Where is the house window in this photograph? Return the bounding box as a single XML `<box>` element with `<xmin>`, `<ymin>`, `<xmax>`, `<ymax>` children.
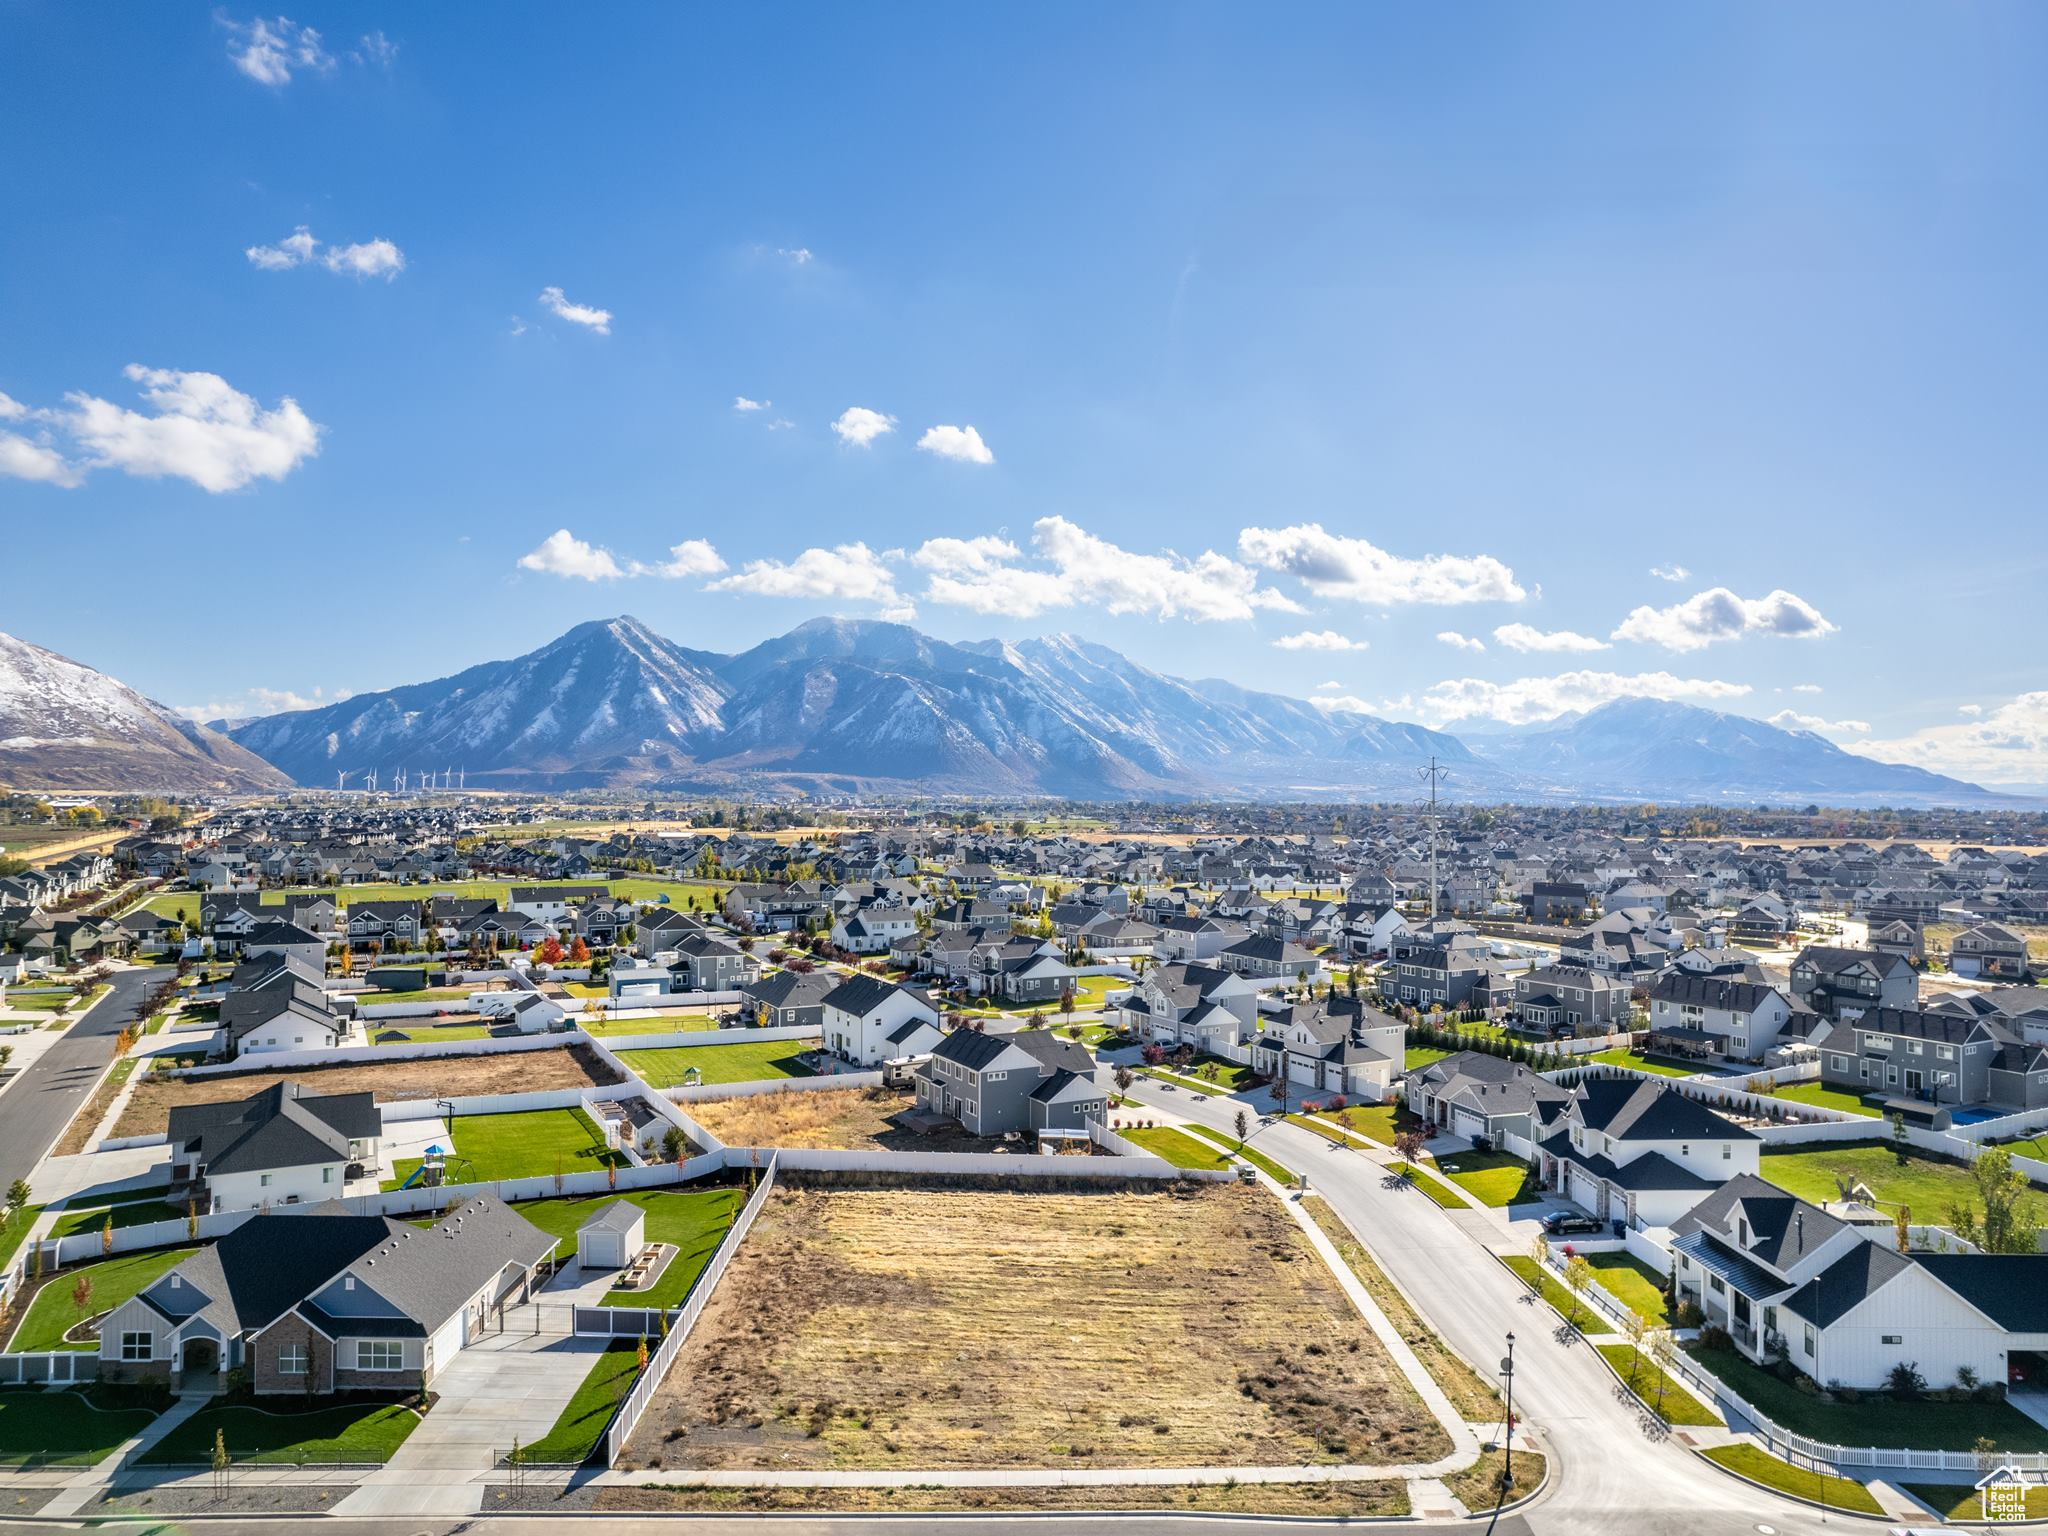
<box><xmin>1708</xmin><ymin>1274</ymin><xmax>1725</xmax><ymax>1294</ymax></box>
<box><xmin>356</xmin><ymin>1340</ymin><xmax>403</xmax><ymax>1371</ymax></box>
<box><xmin>1722</xmin><ymin>1144</ymin><xmax>1731</xmax><ymax>1159</ymax></box>
<box><xmin>1881</xmin><ymin>1334</ymin><xmax>1902</xmax><ymax>1346</ymax></box>
<box><xmin>120</xmin><ymin>1331</ymin><xmax>152</xmax><ymax>1362</ymax></box>
<box><xmin>1804</xmin><ymin>1324</ymin><xmax>1816</xmax><ymax>1355</ymax></box>
<box><xmin>260</xmin><ymin>1174</ymin><xmax>272</xmax><ymax>1187</ymax></box>
<box><xmin>278</xmin><ymin>1344</ymin><xmax>308</xmax><ymax>1375</ymax></box>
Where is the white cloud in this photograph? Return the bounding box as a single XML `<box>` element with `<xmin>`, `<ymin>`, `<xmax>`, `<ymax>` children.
<box><xmin>173</xmin><ymin>684</ymin><xmax>351</xmax><ymax>722</ymax></box>
<box><xmin>1492</xmin><ymin>622</ymin><xmax>1609</xmax><ymax>654</ymax></box>
<box><xmin>1307</xmin><ymin>694</ymin><xmax>1380</xmax><ymax>717</ymax></box>
<box><xmin>1650</xmin><ymin>563</ymin><xmax>1690</xmax><ymax>582</ymax></box>
<box><xmin>59</xmin><ymin>364</ymin><xmax>320</xmax><ymax>492</ymax></box>
<box><xmin>517</xmin><ymin>529</ymin><xmax>624</xmax><ymax>581</ymax></box>
<box><xmin>1845</xmin><ymin>692</ymin><xmax>2048</xmax><ymax>787</ymax></box>
<box><xmin>1959</xmin><ymin>703</ymin><xmax>1984</xmax><ymax>717</ymax></box>
<box><xmin>776</xmin><ymin>247</ymin><xmax>815</xmax><ymax>265</ymax></box>
<box><xmin>1612</xmin><ymin>587</ymin><xmax>1835</xmax><ymax>652</ymax></box>
<box><xmin>709</xmin><ymin>542</ymin><xmax>905</xmax><ymax>607</ymax></box>
<box><xmin>1437</xmin><ymin>631</ymin><xmax>1486</xmax><ymax>653</ymax></box>
<box><xmin>1408</xmin><ymin>670</ymin><xmax>1752</xmax><ymax>726</ymax></box>
<box><xmin>912</xmin><ymin>536</ymin><xmax>1066</xmax><ymax>617</ymax></box>
<box><xmin>0</xmin><ymin>393</ymin><xmax>28</xmax><ymax>422</ymax></box>
<box><xmin>831</xmin><ymin>407</ymin><xmax>896</xmax><ymax>447</ymax></box>
<box><xmin>1313</xmin><ymin>680</ymin><xmax>1344</xmax><ymax>692</ymax></box>
<box><xmin>915</xmin><ymin>424</ymin><xmax>995</xmax><ymax>465</ymax></box>
<box><xmin>1768</xmin><ymin>709</ymin><xmax>1870</xmax><ymax>735</ymax></box>
<box><xmin>351</xmin><ymin>30</ymin><xmax>397</xmax><ymax>68</ymax></box>
<box><xmin>246</xmin><ymin>227</ymin><xmax>404</xmax><ymax>279</ymax></box>
<box><xmin>733</xmin><ymin>397</ymin><xmax>768</xmax><ymax>412</ymax></box>
<box><xmin>1272</xmin><ymin>630</ymin><xmax>1367</xmax><ymax>653</ymax></box>
<box><xmin>641</xmin><ymin>539</ymin><xmax>725</xmax><ymax>579</ymax></box>
<box><xmin>0</xmin><ymin>430</ymin><xmax>80</xmax><ymax>487</ymax></box>
<box><xmin>220</xmin><ymin>14</ymin><xmax>334</xmax><ymax>85</ymax></box>
<box><xmin>1791</xmin><ymin>683</ymin><xmax>1823</xmax><ymax>694</ymax></box>
<box><xmin>766</xmin><ymin>418</ymin><xmax>794</xmax><ymax>431</ymax></box>
<box><xmin>538</xmin><ymin>286</ymin><xmax>612</xmax><ymax>335</ymax></box>
<box><xmin>1238</xmin><ymin>522</ymin><xmax>1525</xmax><ymax>606</ymax></box>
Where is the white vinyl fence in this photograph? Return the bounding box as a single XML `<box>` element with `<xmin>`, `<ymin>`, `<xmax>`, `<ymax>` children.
<box><xmin>601</xmin><ymin>1153</ymin><xmax>779</xmax><ymax>1467</ymax></box>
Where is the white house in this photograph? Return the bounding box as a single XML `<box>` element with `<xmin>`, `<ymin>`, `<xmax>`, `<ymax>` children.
<box><xmin>167</xmin><ymin>1082</ymin><xmax>383</xmax><ymax>1213</ymax></box>
<box><xmin>1538</xmin><ymin>1077</ymin><xmax>1760</xmax><ymax>1228</ymax></box>
<box><xmin>820</xmin><ymin>973</ymin><xmax>941</xmax><ymax>1067</ymax></box>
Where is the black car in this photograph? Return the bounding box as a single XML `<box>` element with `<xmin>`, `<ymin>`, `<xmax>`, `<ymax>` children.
<box><xmin>1542</xmin><ymin>1211</ymin><xmax>1605</xmax><ymax>1237</ymax></box>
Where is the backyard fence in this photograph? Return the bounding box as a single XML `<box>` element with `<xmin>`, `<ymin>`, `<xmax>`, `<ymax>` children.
<box><xmin>601</xmin><ymin>1152</ymin><xmax>780</xmax><ymax>1466</ymax></box>
<box><xmin>0</xmin><ymin>1351</ymin><xmax>97</xmax><ymax>1387</ymax></box>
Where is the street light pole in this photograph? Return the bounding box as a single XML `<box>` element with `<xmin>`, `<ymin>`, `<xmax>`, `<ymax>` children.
<box><xmin>1500</xmin><ymin>1332</ymin><xmax>1517</xmax><ymax>1492</ymax></box>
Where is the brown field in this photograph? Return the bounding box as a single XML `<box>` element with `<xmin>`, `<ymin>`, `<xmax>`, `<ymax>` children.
<box><xmin>683</xmin><ymin>1087</ymin><xmax>1005</xmax><ymax>1152</ymax></box>
<box><xmin>623</xmin><ymin>1183</ymin><xmax>1449</xmax><ymax>1472</ymax></box>
<box><xmin>111</xmin><ymin>1045</ymin><xmax>622</xmax><ymax>1138</ymax></box>
<box><xmin>580</xmin><ymin>1479</ymin><xmax>1411</xmax><ymax>1516</ymax></box>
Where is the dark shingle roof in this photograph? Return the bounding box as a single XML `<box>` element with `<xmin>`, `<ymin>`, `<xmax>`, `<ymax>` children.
<box><xmin>167</xmin><ymin>1081</ymin><xmax>380</xmax><ymax>1175</ymax></box>
<box><xmin>1914</xmin><ymin>1254</ymin><xmax>2048</xmax><ymax>1331</ymax></box>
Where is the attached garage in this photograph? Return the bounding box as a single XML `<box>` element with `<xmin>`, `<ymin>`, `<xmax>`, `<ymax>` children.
<box><xmin>576</xmin><ymin>1201</ymin><xmax>644</xmax><ymax>1271</ymax></box>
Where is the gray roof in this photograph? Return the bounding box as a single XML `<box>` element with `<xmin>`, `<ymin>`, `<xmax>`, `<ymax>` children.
<box><xmin>168</xmin><ymin>1081</ymin><xmax>381</xmax><ymax>1175</ymax></box>
<box><xmin>578</xmin><ymin>1199</ymin><xmax>645</xmax><ymax>1236</ymax></box>
<box><xmin>1913</xmin><ymin>1255</ymin><xmax>2048</xmax><ymax>1332</ymax></box>
<box><xmin>1781</xmin><ymin>1241</ymin><xmax>1915</xmax><ymax>1328</ymax></box>
<box><xmin>1569</xmin><ymin>1077</ymin><xmax>1760</xmax><ymax>1144</ymax></box>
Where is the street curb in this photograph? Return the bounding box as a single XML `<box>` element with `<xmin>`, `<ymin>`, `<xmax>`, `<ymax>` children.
<box><xmin>1683</xmin><ymin>1441</ymin><xmax>1894</xmax><ymax>1523</ymax></box>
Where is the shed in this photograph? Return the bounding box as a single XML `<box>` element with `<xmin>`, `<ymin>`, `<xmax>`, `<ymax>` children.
<box><xmin>576</xmin><ymin>1200</ymin><xmax>645</xmax><ymax>1270</ymax></box>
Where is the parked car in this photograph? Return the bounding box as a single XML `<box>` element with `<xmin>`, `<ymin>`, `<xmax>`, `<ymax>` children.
<box><xmin>1542</xmin><ymin>1211</ymin><xmax>1605</xmax><ymax>1237</ymax></box>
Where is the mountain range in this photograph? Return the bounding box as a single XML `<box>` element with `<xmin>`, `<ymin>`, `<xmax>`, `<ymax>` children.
<box><xmin>0</xmin><ymin>618</ymin><xmax>2004</xmax><ymax>806</ymax></box>
<box><xmin>0</xmin><ymin>631</ymin><xmax>291</xmax><ymax>794</ymax></box>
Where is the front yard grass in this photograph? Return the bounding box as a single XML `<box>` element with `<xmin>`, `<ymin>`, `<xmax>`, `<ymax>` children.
<box><xmin>7</xmin><ymin>1247</ymin><xmax>198</xmax><ymax>1353</ymax></box>
<box><xmin>382</xmin><ymin>1107</ymin><xmax>623</xmax><ymax>1191</ymax></box>
<box><xmin>1759</xmin><ymin>1141</ymin><xmax>2044</xmax><ymax>1225</ymax></box>
<box><xmin>1432</xmin><ymin>1149</ymin><xmax>1540</xmax><ymax>1207</ymax></box>
<box><xmin>1702</xmin><ymin>1444</ymin><xmax>1882</xmax><ymax>1514</ymax></box>
<box><xmin>1304</xmin><ymin>1101</ymin><xmax>1417</xmax><ymax>1146</ymax></box>
<box><xmin>45</xmin><ymin>1197</ymin><xmax>185</xmax><ymax>1241</ymax></box>
<box><xmin>1681</xmin><ymin>1341</ymin><xmax>2048</xmax><ymax>1451</ymax></box>
<box><xmin>1594</xmin><ymin>1344</ymin><xmax>1719</xmax><ymax>1427</ymax></box>
<box><xmin>1178</xmin><ymin>1123</ymin><xmax>1298</xmax><ymax>1185</ymax></box>
<box><xmin>624</xmin><ymin>1184</ymin><xmax>1449</xmax><ymax>1472</ymax></box>
<box><xmin>1498</xmin><ymin>1255</ymin><xmax>1594</xmax><ymax>1329</ymax></box>
<box><xmin>513</xmin><ymin>1341</ymin><xmax>640</xmax><ymax>1464</ymax></box>
<box><xmin>616</xmin><ymin>1040</ymin><xmax>819</xmax><ymax>1088</ymax></box>
<box><xmin>505</xmin><ymin>1186</ymin><xmax>742</xmax><ymax>1308</ymax></box>
<box><xmin>142</xmin><ymin>1396</ymin><xmax>422</xmax><ymax>1465</ymax></box>
<box><xmin>1393</xmin><ymin>1164</ymin><xmax>1469</xmax><ymax>1209</ymax></box>
<box><xmin>1905</xmin><ymin>1480</ymin><xmax>2048</xmax><ymax>1521</ymax></box>
<box><xmin>1120</xmin><ymin>1125</ymin><xmax>1232</xmax><ymax>1172</ymax></box>
<box><xmin>1583</xmin><ymin>1251</ymin><xmax>1673</xmax><ymax>1325</ymax></box>
<box><xmin>0</xmin><ymin>1385</ymin><xmax>160</xmax><ymax>1464</ymax></box>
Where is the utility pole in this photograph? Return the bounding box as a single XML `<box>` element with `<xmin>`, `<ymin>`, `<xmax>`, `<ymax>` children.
<box><xmin>1500</xmin><ymin>1332</ymin><xmax>1517</xmax><ymax>1498</ymax></box>
<box><xmin>1419</xmin><ymin>755</ymin><xmax>1450</xmax><ymax>922</ymax></box>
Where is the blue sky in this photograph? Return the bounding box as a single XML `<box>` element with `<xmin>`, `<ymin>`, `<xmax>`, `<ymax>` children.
<box><xmin>4</xmin><ymin>3</ymin><xmax>2047</xmax><ymax>784</ymax></box>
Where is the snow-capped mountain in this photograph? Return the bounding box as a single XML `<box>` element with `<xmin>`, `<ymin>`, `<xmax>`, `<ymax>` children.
<box><xmin>0</xmin><ymin>630</ymin><xmax>291</xmax><ymax>793</ymax></box>
<box><xmin>1498</xmin><ymin>698</ymin><xmax>1986</xmax><ymax>804</ymax></box>
<box><xmin>228</xmin><ymin>616</ymin><xmax>730</xmax><ymax>790</ymax></box>
<box><xmin>207</xmin><ymin>616</ymin><xmax>2006</xmax><ymax>805</ymax></box>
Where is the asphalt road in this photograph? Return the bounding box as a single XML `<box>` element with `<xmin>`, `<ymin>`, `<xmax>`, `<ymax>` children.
<box><xmin>0</xmin><ymin>965</ymin><xmax>168</xmax><ymax>1198</ymax></box>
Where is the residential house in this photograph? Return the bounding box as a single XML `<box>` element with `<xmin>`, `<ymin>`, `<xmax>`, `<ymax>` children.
<box><xmin>1407</xmin><ymin>1051</ymin><xmax>1571</xmax><ymax>1146</ymax></box>
<box><xmin>666</xmin><ymin>931</ymin><xmax>762</xmax><ymax>992</ymax></box>
<box><xmin>1120</xmin><ymin>962</ymin><xmax>1259</xmax><ymax>1055</ymax></box>
<box><xmin>913</xmin><ymin>1027</ymin><xmax>1104</xmax><ymax>1138</ymax></box>
<box><xmin>97</xmin><ymin>1196</ymin><xmax>553</xmax><ymax>1395</ymax></box>
<box><xmin>1644</xmin><ymin>974</ymin><xmax>1803</xmax><ymax>1063</ymax></box>
<box><xmin>1788</xmin><ymin>945</ymin><xmax>1918</xmax><ymax>1021</ymax></box>
<box><xmin>1539</xmin><ymin>1077</ymin><xmax>1760</xmax><ymax>1227</ymax></box>
<box><xmin>1251</xmin><ymin>997</ymin><xmax>1403</xmax><ymax>1102</ymax></box>
<box><xmin>1950</xmin><ymin>923</ymin><xmax>2032</xmax><ymax>981</ymax></box>
<box><xmin>1814</xmin><ymin>1006</ymin><xmax>2048</xmax><ymax>1113</ymax></box>
<box><xmin>735</xmin><ymin>969</ymin><xmax>839</xmax><ymax>1030</ymax></box>
<box><xmin>1513</xmin><ymin>964</ymin><xmax>1632</xmax><ymax>1037</ymax></box>
<box><xmin>1218</xmin><ymin>934</ymin><xmax>1320</xmax><ymax>983</ymax></box>
<box><xmin>819</xmin><ymin>974</ymin><xmax>942</xmax><ymax>1066</ymax></box>
<box><xmin>167</xmin><ymin>1081</ymin><xmax>382</xmax><ymax>1212</ymax></box>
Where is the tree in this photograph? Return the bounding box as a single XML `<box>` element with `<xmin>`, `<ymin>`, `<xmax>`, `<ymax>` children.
<box><xmin>1889</xmin><ymin>1110</ymin><xmax>1910</xmax><ymax>1168</ymax></box>
<box><xmin>662</xmin><ymin>1126</ymin><xmax>686</xmax><ymax>1163</ymax></box>
<box><xmin>5</xmin><ymin>1178</ymin><xmax>28</xmax><ymax>1225</ymax></box>
<box><xmin>1563</xmin><ymin>1252</ymin><xmax>1593</xmax><ymax>1329</ymax></box>
<box><xmin>636</xmin><ymin>1334</ymin><xmax>649</xmax><ymax>1372</ymax></box>
<box><xmin>71</xmin><ymin>1271</ymin><xmax>93</xmax><ymax>1321</ymax></box>
<box><xmin>1058</xmin><ymin>980</ymin><xmax>1076</xmax><ymax>1024</ymax></box>
<box><xmin>1647</xmin><ymin>1329</ymin><xmax>1677</xmax><ymax>1419</ymax></box>
<box><xmin>101</xmin><ymin>1214</ymin><xmax>114</xmax><ymax>1256</ymax></box>
<box><xmin>1951</xmin><ymin>1146</ymin><xmax>2044</xmax><ymax>1254</ymax></box>
<box><xmin>1622</xmin><ymin>1308</ymin><xmax>1649</xmax><ymax>1384</ymax></box>
<box><xmin>568</xmin><ymin>936</ymin><xmax>590</xmax><ymax>965</ymax></box>
<box><xmin>1111</xmin><ymin>1064</ymin><xmax>1134</xmax><ymax>1099</ymax></box>
<box><xmin>187</xmin><ymin>1197</ymin><xmax>199</xmax><ymax>1241</ymax></box>
<box><xmin>1392</xmin><ymin>1129</ymin><xmax>1426</xmax><ymax>1165</ymax></box>
<box><xmin>1234</xmin><ymin>1107</ymin><xmax>1251</xmax><ymax>1149</ymax></box>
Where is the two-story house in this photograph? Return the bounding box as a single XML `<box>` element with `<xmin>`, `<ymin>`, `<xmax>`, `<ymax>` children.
<box><xmin>914</xmin><ymin>1027</ymin><xmax>1104</xmax><ymax>1138</ymax></box>
<box><xmin>1217</xmin><ymin>934</ymin><xmax>1320</xmax><ymax>983</ymax></box>
<box><xmin>1513</xmin><ymin>964</ymin><xmax>1632</xmax><ymax>1037</ymax></box>
<box><xmin>1407</xmin><ymin>1051</ymin><xmax>1571</xmax><ymax>1146</ymax></box>
<box><xmin>1950</xmin><ymin>922</ymin><xmax>2032</xmax><ymax>981</ymax></box>
<box><xmin>1644</xmin><ymin>974</ymin><xmax>1803</xmax><ymax>1063</ymax></box>
<box><xmin>1788</xmin><ymin>945</ymin><xmax>1917</xmax><ymax>1021</ymax></box>
<box><xmin>1814</xmin><ymin>1006</ymin><xmax>2048</xmax><ymax>1113</ymax></box>
<box><xmin>1119</xmin><ymin>962</ymin><xmax>1259</xmax><ymax>1055</ymax></box>
<box><xmin>666</xmin><ymin>931</ymin><xmax>763</xmax><ymax>993</ymax></box>
<box><xmin>1540</xmin><ymin>1078</ymin><xmax>1760</xmax><ymax>1227</ymax></box>
<box><xmin>819</xmin><ymin>974</ymin><xmax>942</xmax><ymax>1067</ymax></box>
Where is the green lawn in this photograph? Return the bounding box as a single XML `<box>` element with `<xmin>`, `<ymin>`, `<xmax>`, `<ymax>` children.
<box><xmin>0</xmin><ymin>1385</ymin><xmax>160</xmax><ymax>1464</ymax></box>
<box><xmin>512</xmin><ymin>1341</ymin><xmax>640</xmax><ymax>1464</ymax></box>
<box><xmin>1586</xmin><ymin>1049</ymin><xmax>1699</xmax><ymax>1078</ymax></box>
<box><xmin>1583</xmin><ymin>1251</ymin><xmax>1673</xmax><ymax>1326</ymax></box>
<box><xmin>1499</xmin><ymin>1255</ymin><xmax>1596</xmax><ymax>1328</ymax></box>
<box><xmin>6</xmin><ymin>993</ymin><xmax>78</xmax><ymax>1013</ymax></box>
<box><xmin>1905</xmin><ymin>1481</ymin><xmax>2048</xmax><ymax>1521</ymax></box>
<box><xmin>382</xmin><ymin>1108</ymin><xmax>623</xmax><ymax>1191</ymax></box>
<box><xmin>580</xmin><ymin>1012</ymin><xmax>719</xmax><ymax>1036</ymax></box>
<box><xmin>1759</xmin><ymin>1141</ymin><xmax>2044</xmax><ymax>1224</ymax></box>
<box><xmin>1682</xmin><ymin>1342</ymin><xmax>2048</xmax><ymax>1451</ymax></box>
<box><xmin>359</xmin><ymin>987</ymin><xmax>474</xmax><ymax>1004</ymax></box>
<box><xmin>1121</xmin><ymin>1125</ymin><xmax>1233</xmax><ymax>1172</ymax></box>
<box><xmin>1702</xmin><ymin>1444</ymin><xmax>1882</xmax><ymax>1514</ymax></box>
<box><xmin>1149</xmin><ymin>1054</ymin><xmax>1256</xmax><ymax>1091</ymax></box>
<box><xmin>0</xmin><ymin>1205</ymin><xmax>42</xmax><ymax>1270</ymax></box>
<box><xmin>499</xmin><ymin>1186</ymin><xmax>742</xmax><ymax>1307</ymax></box>
<box><xmin>1179</xmin><ymin>1123</ymin><xmax>1298</xmax><ymax>1185</ymax></box>
<box><xmin>1432</xmin><ymin>1149</ymin><xmax>1540</xmax><ymax>1207</ymax></box>
<box><xmin>364</xmin><ymin>1023</ymin><xmax>501</xmax><ymax>1044</ymax></box>
<box><xmin>143</xmin><ymin>1398</ymin><xmax>422</xmax><ymax>1465</ymax></box>
<box><xmin>142</xmin><ymin>875</ymin><xmax>728</xmax><ymax>925</ymax></box>
<box><xmin>1403</xmin><ymin>1045</ymin><xmax>1453</xmax><ymax>1071</ymax></box>
<box><xmin>8</xmin><ymin>1247</ymin><xmax>198</xmax><ymax>1352</ymax></box>
<box><xmin>616</xmin><ymin>1040</ymin><xmax>818</xmax><ymax>1088</ymax></box>
<box><xmin>1394</xmin><ymin>1163</ymin><xmax>1468</xmax><ymax>1208</ymax></box>
<box><xmin>45</xmin><ymin>1198</ymin><xmax>185</xmax><ymax>1241</ymax></box>
<box><xmin>1595</xmin><ymin>1344</ymin><xmax>1720</xmax><ymax>1427</ymax></box>
<box><xmin>1305</xmin><ymin>1101</ymin><xmax>1417</xmax><ymax>1146</ymax></box>
<box><xmin>1761</xmin><ymin>1081</ymin><xmax>1881</xmax><ymax>1118</ymax></box>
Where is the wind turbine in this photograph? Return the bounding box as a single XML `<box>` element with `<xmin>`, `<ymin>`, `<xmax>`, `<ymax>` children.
<box><xmin>336</xmin><ymin>769</ymin><xmax>351</xmax><ymax>793</ymax></box>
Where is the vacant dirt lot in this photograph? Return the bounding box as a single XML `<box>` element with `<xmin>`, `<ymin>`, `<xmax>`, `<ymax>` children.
<box><xmin>682</xmin><ymin>1087</ymin><xmax>1003</xmax><ymax>1153</ymax></box>
<box><xmin>623</xmin><ymin>1183</ymin><xmax>1448</xmax><ymax>1472</ymax></box>
<box><xmin>112</xmin><ymin>1045</ymin><xmax>622</xmax><ymax>1138</ymax></box>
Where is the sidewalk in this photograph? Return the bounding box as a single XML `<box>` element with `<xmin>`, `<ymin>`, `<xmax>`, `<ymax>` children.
<box><xmin>37</xmin><ymin>1389</ymin><xmax>213</xmax><ymax>1519</ymax></box>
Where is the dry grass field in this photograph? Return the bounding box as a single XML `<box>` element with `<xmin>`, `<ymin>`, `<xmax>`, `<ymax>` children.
<box><xmin>682</xmin><ymin>1087</ymin><xmax>1009</xmax><ymax>1152</ymax></box>
<box><xmin>583</xmin><ymin>1480</ymin><xmax>1412</xmax><ymax>1516</ymax></box>
<box><xmin>111</xmin><ymin>1045</ymin><xmax>622</xmax><ymax>1139</ymax></box>
<box><xmin>623</xmin><ymin>1183</ymin><xmax>1449</xmax><ymax>1472</ymax></box>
